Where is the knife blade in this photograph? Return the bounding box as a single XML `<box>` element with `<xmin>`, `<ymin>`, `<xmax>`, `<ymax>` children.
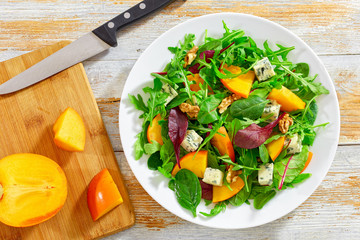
<box><xmin>0</xmin><ymin>0</ymin><xmax>177</xmax><ymax>95</ymax></box>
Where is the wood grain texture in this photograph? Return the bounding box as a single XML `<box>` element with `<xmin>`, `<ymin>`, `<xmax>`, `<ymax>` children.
<box><xmin>105</xmin><ymin>146</ymin><xmax>360</xmax><ymax>239</ymax></box>
<box><xmin>0</xmin><ymin>43</ymin><xmax>134</xmax><ymax>239</ymax></box>
<box><xmin>0</xmin><ymin>0</ymin><xmax>359</xmax><ymax>239</ymax></box>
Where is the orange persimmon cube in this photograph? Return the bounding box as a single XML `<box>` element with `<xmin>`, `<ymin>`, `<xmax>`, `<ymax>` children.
<box><xmin>87</xmin><ymin>169</ymin><xmax>123</xmax><ymax>221</ymax></box>
<box><xmin>220</xmin><ymin>64</ymin><xmax>255</xmax><ymax>98</ymax></box>
<box><xmin>53</xmin><ymin>107</ymin><xmax>86</xmax><ymax>152</ymax></box>
<box><xmin>267</xmin><ymin>86</ymin><xmax>306</xmax><ymax>112</ymax></box>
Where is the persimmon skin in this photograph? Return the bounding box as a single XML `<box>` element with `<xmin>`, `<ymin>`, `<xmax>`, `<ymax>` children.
<box><xmin>213</xmin><ymin>177</ymin><xmax>245</xmax><ymax>203</ymax></box>
<box><xmin>220</xmin><ymin>64</ymin><xmax>255</xmax><ymax>98</ymax></box>
<box><xmin>300</xmin><ymin>152</ymin><xmax>313</xmax><ymax>174</ymax></box>
<box><xmin>210</xmin><ymin>126</ymin><xmax>235</xmax><ymax>162</ymax></box>
<box><xmin>147</xmin><ymin>114</ymin><xmax>163</xmax><ymax>145</ymax></box>
<box><xmin>0</xmin><ymin>153</ymin><xmax>67</xmax><ymax>227</ymax></box>
<box><xmin>171</xmin><ymin>151</ymin><xmax>208</xmax><ymax>178</ymax></box>
<box><xmin>267</xmin><ymin>86</ymin><xmax>306</xmax><ymax>112</ymax></box>
<box><xmin>266</xmin><ymin>136</ymin><xmax>285</xmax><ymax>161</ymax></box>
<box><xmin>53</xmin><ymin>107</ymin><xmax>86</xmax><ymax>152</ymax></box>
<box><xmin>87</xmin><ymin>169</ymin><xmax>123</xmax><ymax>221</ymax></box>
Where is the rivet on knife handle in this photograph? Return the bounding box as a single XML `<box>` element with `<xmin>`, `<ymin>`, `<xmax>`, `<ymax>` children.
<box><xmin>93</xmin><ymin>0</ymin><xmax>176</xmax><ymax>47</ymax></box>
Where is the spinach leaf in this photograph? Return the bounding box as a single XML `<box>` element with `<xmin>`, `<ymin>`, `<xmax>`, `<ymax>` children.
<box><xmin>147</xmin><ymin>152</ymin><xmax>162</xmax><ymax>170</ymax></box>
<box><xmin>273</xmin><ymin>146</ymin><xmax>309</xmax><ymax>189</ymax></box>
<box><xmin>294</xmin><ymin>63</ymin><xmax>310</xmax><ymax>77</ymax></box>
<box><xmin>253</xmin><ymin>190</ymin><xmax>276</xmax><ymax>209</ymax></box>
<box><xmin>200</xmin><ymin>202</ymin><xmax>227</xmax><ymax>217</ymax></box>
<box><xmin>303</xmin><ymin>100</ymin><xmax>318</xmax><ymax>125</ymax></box>
<box><xmin>302</xmin><ymin>128</ymin><xmax>316</xmax><ymax>146</ymax></box>
<box><xmin>198</xmin><ymin>94</ymin><xmax>224</xmax><ymax>124</ymax></box>
<box><xmin>259</xmin><ymin>144</ymin><xmax>270</xmax><ymax>164</ymax></box>
<box><xmin>166</xmin><ymin>92</ymin><xmax>189</xmax><ymax>110</ymax></box>
<box><xmin>174</xmin><ymin>169</ymin><xmax>202</xmax><ymax>217</ymax></box>
<box><xmin>229</xmin><ymin>174</ymin><xmax>252</xmax><ymax>206</ymax></box>
<box><xmin>230</xmin><ymin>95</ymin><xmax>268</xmax><ymax>120</ymax></box>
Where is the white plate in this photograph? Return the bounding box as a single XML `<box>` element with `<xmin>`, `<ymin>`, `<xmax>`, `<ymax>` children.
<box><xmin>119</xmin><ymin>13</ymin><xmax>340</xmax><ymax>229</ymax></box>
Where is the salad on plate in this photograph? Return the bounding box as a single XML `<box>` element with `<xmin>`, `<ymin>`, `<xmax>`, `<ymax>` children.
<box><xmin>129</xmin><ymin>21</ymin><xmax>329</xmax><ymax>217</ymax></box>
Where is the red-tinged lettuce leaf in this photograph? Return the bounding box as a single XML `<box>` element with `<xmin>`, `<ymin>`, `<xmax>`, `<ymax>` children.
<box><xmin>153</xmin><ymin>71</ymin><xmax>167</xmax><ymax>75</ymax></box>
<box><xmin>200</xmin><ymin>179</ymin><xmax>213</xmax><ymax>201</ymax></box>
<box><xmin>200</xmin><ymin>50</ymin><xmax>215</xmax><ymax>63</ymax></box>
<box><xmin>219</xmin><ymin>42</ymin><xmax>234</xmax><ymax>54</ymax></box>
<box><xmin>168</xmin><ymin>107</ymin><xmax>188</xmax><ymax>168</ymax></box>
<box><xmin>234</xmin><ymin>113</ymin><xmax>286</xmax><ymax>149</ymax></box>
<box><xmin>188</xmin><ymin>63</ymin><xmax>201</xmax><ymax>74</ymax></box>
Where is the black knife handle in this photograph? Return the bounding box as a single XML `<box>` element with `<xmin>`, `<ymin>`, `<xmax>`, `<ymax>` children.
<box><xmin>92</xmin><ymin>0</ymin><xmax>176</xmax><ymax>47</ymax></box>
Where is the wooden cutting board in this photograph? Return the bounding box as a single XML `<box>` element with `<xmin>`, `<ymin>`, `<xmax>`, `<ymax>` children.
<box><xmin>0</xmin><ymin>42</ymin><xmax>135</xmax><ymax>239</ymax></box>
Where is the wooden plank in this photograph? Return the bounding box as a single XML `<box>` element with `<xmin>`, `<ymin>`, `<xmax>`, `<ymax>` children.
<box><xmin>0</xmin><ymin>42</ymin><xmax>134</xmax><ymax>239</ymax></box>
<box><xmin>108</xmin><ymin>145</ymin><xmax>360</xmax><ymax>239</ymax></box>
<box><xmin>0</xmin><ymin>0</ymin><xmax>359</xmax><ymax>58</ymax></box>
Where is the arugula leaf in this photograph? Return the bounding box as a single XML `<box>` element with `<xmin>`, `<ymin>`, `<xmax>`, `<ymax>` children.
<box><xmin>174</xmin><ymin>169</ymin><xmax>202</xmax><ymax>217</ymax></box>
<box><xmin>200</xmin><ymin>202</ymin><xmax>227</xmax><ymax>217</ymax></box>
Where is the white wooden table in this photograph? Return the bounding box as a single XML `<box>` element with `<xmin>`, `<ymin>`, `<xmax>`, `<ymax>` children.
<box><xmin>1</xmin><ymin>0</ymin><xmax>360</xmax><ymax>239</ymax></box>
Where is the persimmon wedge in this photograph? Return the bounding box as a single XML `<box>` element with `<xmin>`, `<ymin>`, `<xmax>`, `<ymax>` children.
<box><xmin>213</xmin><ymin>177</ymin><xmax>245</xmax><ymax>203</ymax></box>
<box><xmin>53</xmin><ymin>107</ymin><xmax>86</xmax><ymax>152</ymax></box>
<box><xmin>147</xmin><ymin>114</ymin><xmax>163</xmax><ymax>145</ymax></box>
<box><xmin>220</xmin><ymin>64</ymin><xmax>255</xmax><ymax>98</ymax></box>
<box><xmin>267</xmin><ymin>86</ymin><xmax>306</xmax><ymax>112</ymax></box>
<box><xmin>0</xmin><ymin>153</ymin><xmax>67</xmax><ymax>227</ymax></box>
<box><xmin>210</xmin><ymin>126</ymin><xmax>235</xmax><ymax>162</ymax></box>
<box><xmin>87</xmin><ymin>168</ymin><xmax>123</xmax><ymax>221</ymax></box>
<box><xmin>266</xmin><ymin>136</ymin><xmax>285</xmax><ymax>161</ymax></box>
<box><xmin>171</xmin><ymin>151</ymin><xmax>208</xmax><ymax>178</ymax></box>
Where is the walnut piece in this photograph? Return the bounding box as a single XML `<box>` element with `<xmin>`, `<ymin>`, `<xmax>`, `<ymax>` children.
<box><xmin>179</xmin><ymin>102</ymin><xmax>200</xmax><ymax>118</ymax></box>
<box><xmin>183</xmin><ymin>46</ymin><xmax>198</xmax><ymax>68</ymax></box>
<box><xmin>279</xmin><ymin>113</ymin><xmax>294</xmax><ymax>133</ymax></box>
<box><xmin>226</xmin><ymin>165</ymin><xmax>242</xmax><ymax>183</ymax></box>
<box><xmin>218</xmin><ymin>94</ymin><xmax>241</xmax><ymax>114</ymax></box>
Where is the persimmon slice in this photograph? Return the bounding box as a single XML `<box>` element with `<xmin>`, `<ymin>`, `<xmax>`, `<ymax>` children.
<box><xmin>147</xmin><ymin>114</ymin><xmax>163</xmax><ymax>145</ymax></box>
<box><xmin>87</xmin><ymin>169</ymin><xmax>123</xmax><ymax>221</ymax></box>
<box><xmin>0</xmin><ymin>153</ymin><xmax>67</xmax><ymax>227</ymax></box>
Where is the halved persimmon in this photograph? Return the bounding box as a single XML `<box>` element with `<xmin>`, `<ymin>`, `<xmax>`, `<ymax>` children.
<box><xmin>220</xmin><ymin>64</ymin><xmax>255</xmax><ymax>98</ymax></box>
<box><xmin>87</xmin><ymin>168</ymin><xmax>123</xmax><ymax>221</ymax></box>
<box><xmin>0</xmin><ymin>153</ymin><xmax>67</xmax><ymax>227</ymax></box>
<box><xmin>210</xmin><ymin>126</ymin><xmax>235</xmax><ymax>162</ymax></box>
<box><xmin>171</xmin><ymin>151</ymin><xmax>208</xmax><ymax>178</ymax></box>
<box><xmin>147</xmin><ymin>114</ymin><xmax>163</xmax><ymax>145</ymax></box>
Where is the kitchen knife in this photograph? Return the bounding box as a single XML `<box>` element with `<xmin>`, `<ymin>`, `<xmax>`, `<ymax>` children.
<box><xmin>0</xmin><ymin>0</ymin><xmax>177</xmax><ymax>95</ymax></box>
